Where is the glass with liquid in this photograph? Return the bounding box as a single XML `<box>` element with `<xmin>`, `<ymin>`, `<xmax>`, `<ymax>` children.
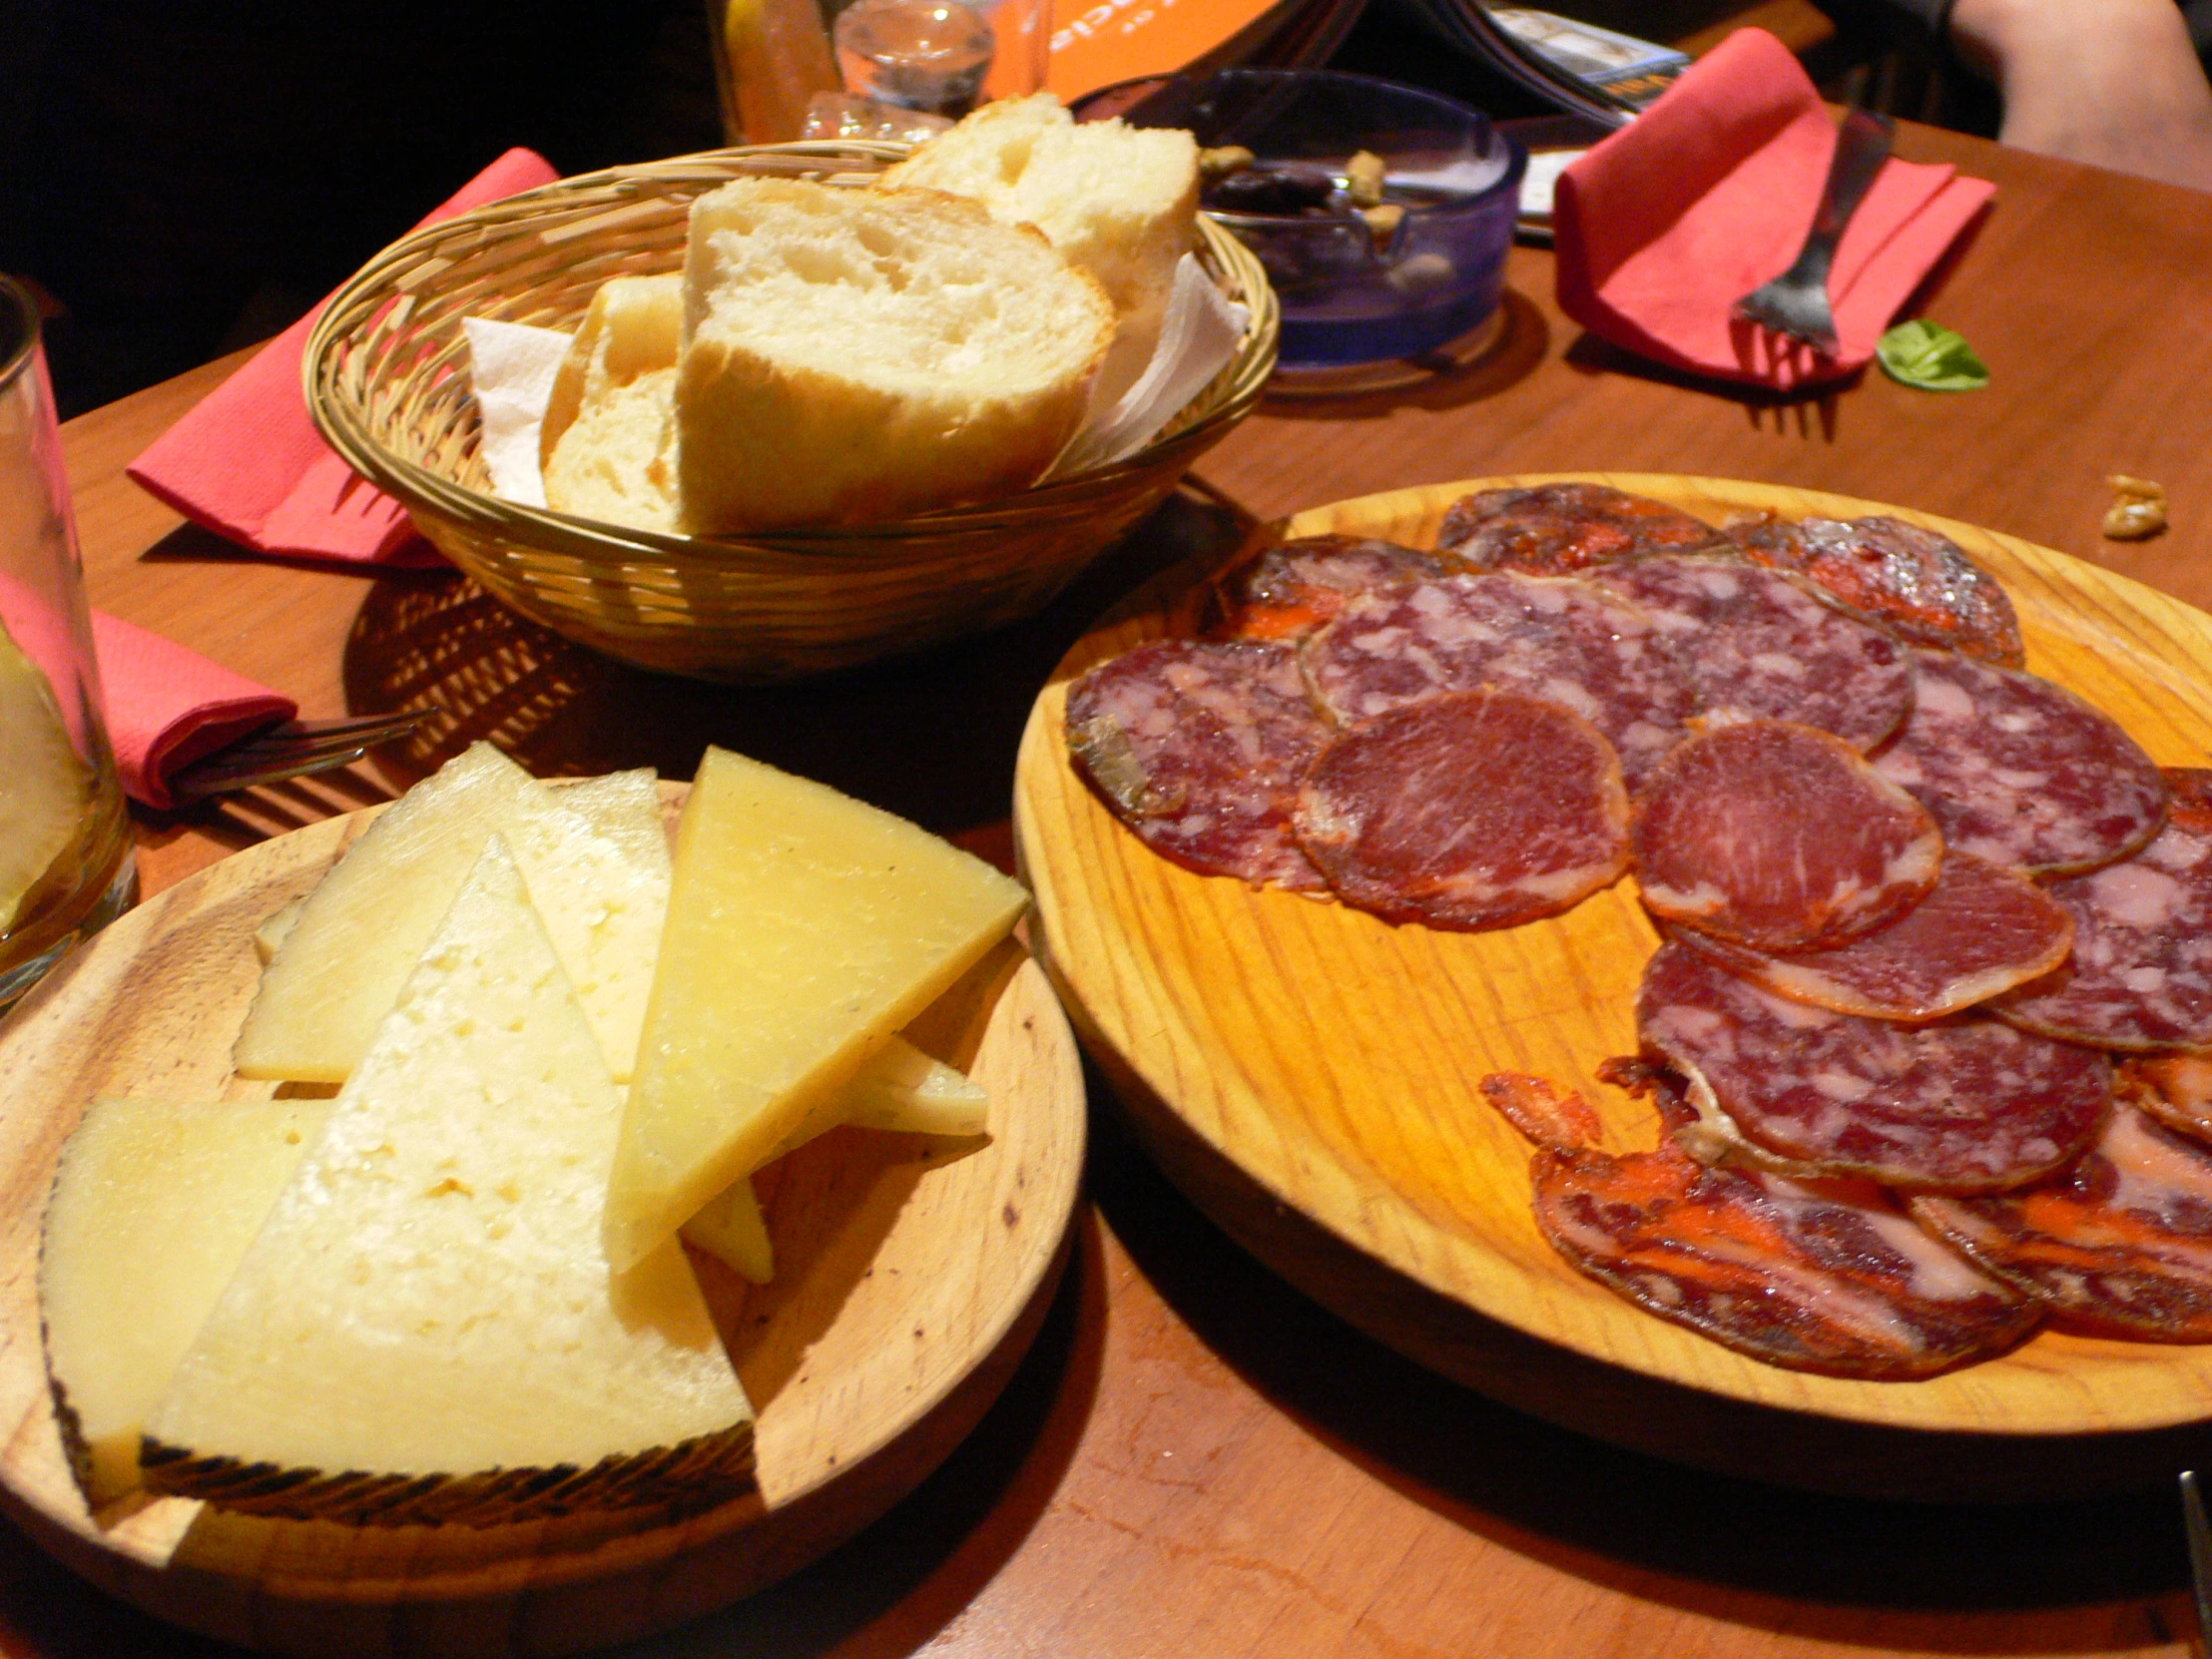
<box><xmin>0</xmin><ymin>277</ymin><xmax>135</xmax><ymax>1008</ymax></box>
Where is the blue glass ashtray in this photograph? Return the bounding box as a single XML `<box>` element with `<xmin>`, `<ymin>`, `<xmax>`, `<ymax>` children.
<box><xmin>1076</xmin><ymin>69</ymin><xmax>1526</xmax><ymax>382</ymax></box>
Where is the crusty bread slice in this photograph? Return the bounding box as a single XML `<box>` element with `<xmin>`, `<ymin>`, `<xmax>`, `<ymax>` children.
<box><xmin>676</xmin><ymin>178</ymin><xmax>1113</xmax><ymax>531</ymax></box>
<box><xmin>879</xmin><ymin>93</ymin><xmax>1199</xmax><ymax>406</ymax></box>
<box><xmin>542</xmin><ymin>274</ymin><xmax>683</xmax><ymax>532</ymax></box>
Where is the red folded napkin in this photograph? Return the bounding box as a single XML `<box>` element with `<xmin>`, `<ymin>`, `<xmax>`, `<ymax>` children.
<box><xmin>1553</xmin><ymin>29</ymin><xmax>1995</xmax><ymax>391</ymax></box>
<box><xmin>128</xmin><ymin>147</ymin><xmax>560</xmax><ymax>566</ymax></box>
<box><xmin>91</xmin><ymin>614</ymin><xmax>297</xmax><ymax>811</ymax></box>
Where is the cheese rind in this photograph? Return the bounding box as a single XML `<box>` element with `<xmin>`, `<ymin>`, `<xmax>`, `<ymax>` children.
<box><xmin>40</xmin><ymin>1097</ymin><xmax>332</xmax><ymax>1506</ymax></box>
<box><xmin>147</xmin><ymin>837</ymin><xmax>752</xmax><ymax>1524</ymax></box>
<box><xmin>606</xmin><ymin>747</ymin><xmax>1027</xmax><ymax>1269</ymax></box>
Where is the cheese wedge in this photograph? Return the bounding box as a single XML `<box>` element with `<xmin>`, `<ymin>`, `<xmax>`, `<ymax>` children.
<box><xmin>606</xmin><ymin>747</ymin><xmax>1028</xmax><ymax>1270</ymax></box>
<box><xmin>236</xmin><ymin>743</ymin><xmax>669</xmax><ymax>1083</ymax></box>
<box><xmin>0</xmin><ymin>615</ymin><xmax>93</xmax><ymax>932</ymax></box>
<box><xmin>251</xmin><ymin>897</ymin><xmax>302</xmax><ymax>964</ymax></box>
<box><xmin>682</xmin><ymin>1179</ymin><xmax>773</xmax><ymax>1284</ymax></box>
<box><xmin>146</xmin><ymin>838</ymin><xmax>752</xmax><ymax>1525</ymax></box>
<box><xmin>41</xmin><ymin>1097</ymin><xmax>332</xmax><ymax>1506</ymax></box>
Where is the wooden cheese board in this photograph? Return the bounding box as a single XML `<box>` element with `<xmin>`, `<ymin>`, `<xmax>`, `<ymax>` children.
<box><xmin>1013</xmin><ymin>473</ymin><xmax>2212</xmax><ymax>1500</ymax></box>
<box><xmin>0</xmin><ymin>785</ymin><xmax>1084</xmax><ymax>1657</ymax></box>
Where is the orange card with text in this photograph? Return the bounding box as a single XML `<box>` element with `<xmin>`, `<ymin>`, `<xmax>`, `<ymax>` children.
<box><xmin>1046</xmin><ymin>0</ymin><xmax>1290</xmax><ymax>99</ymax></box>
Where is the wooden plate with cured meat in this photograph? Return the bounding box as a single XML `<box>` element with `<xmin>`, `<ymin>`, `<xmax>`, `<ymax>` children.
<box><xmin>1012</xmin><ymin>473</ymin><xmax>2212</xmax><ymax>1499</ymax></box>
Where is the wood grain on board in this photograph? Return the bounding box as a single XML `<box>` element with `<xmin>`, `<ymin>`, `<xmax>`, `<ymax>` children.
<box><xmin>0</xmin><ymin>792</ymin><xmax>1084</xmax><ymax>1657</ymax></box>
<box><xmin>1013</xmin><ymin>474</ymin><xmax>2212</xmax><ymax>1493</ymax></box>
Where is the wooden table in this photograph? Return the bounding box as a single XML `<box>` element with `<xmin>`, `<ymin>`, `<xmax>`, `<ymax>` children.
<box><xmin>10</xmin><ymin>120</ymin><xmax>2212</xmax><ymax>1659</ymax></box>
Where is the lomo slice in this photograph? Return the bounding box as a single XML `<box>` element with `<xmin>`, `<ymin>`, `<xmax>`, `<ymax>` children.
<box><xmin>1632</xmin><ymin>721</ymin><xmax>1942</xmax><ymax>952</ymax></box>
<box><xmin>1065</xmin><ymin>639</ymin><xmax>1331</xmax><ymax>890</ymax></box>
<box><xmin>1638</xmin><ymin>942</ymin><xmax>2111</xmax><ymax>1192</ymax></box>
<box><xmin>1437</xmin><ymin>482</ymin><xmax>1727</xmax><ymax>575</ymax></box>
<box><xmin>1873</xmin><ymin>650</ymin><xmax>2168</xmax><ymax>874</ymax></box>
<box><xmin>1590</xmin><ymin>555</ymin><xmax>1914</xmax><ymax>752</ymax></box>
<box><xmin>1295</xmin><ymin>688</ymin><xmax>1629</xmax><ymax>931</ymax></box>
<box><xmin>1992</xmin><ymin>769</ymin><xmax>2212</xmax><ymax>1052</ymax></box>
<box><xmin>1532</xmin><ymin>1143</ymin><xmax>2039</xmax><ymax>1379</ymax></box>
<box><xmin>1301</xmin><ymin>571</ymin><xmax>1700</xmax><ymax>788</ymax></box>
<box><xmin>1912</xmin><ymin>1104</ymin><xmax>2212</xmax><ymax>1340</ymax></box>
<box><xmin>1668</xmin><ymin>850</ymin><xmax>2073</xmax><ymax>1022</ymax></box>
<box><xmin>1206</xmin><ymin>536</ymin><xmax>1461</xmax><ymax>641</ymax></box>
<box><xmin>1727</xmin><ymin>513</ymin><xmax>2025</xmax><ymax>666</ymax></box>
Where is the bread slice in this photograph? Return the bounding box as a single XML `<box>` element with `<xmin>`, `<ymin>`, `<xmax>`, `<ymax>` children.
<box><xmin>541</xmin><ymin>274</ymin><xmax>683</xmax><ymax>532</ymax></box>
<box><xmin>676</xmin><ymin>178</ymin><xmax>1113</xmax><ymax>531</ymax></box>
<box><xmin>879</xmin><ymin>93</ymin><xmax>1199</xmax><ymax>406</ymax></box>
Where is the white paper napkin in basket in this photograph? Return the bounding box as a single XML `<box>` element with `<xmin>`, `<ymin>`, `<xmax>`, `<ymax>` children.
<box><xmin>464</xmin><ymin>254</ymin><xmax>1249</xmax><ymax>514</ymax></box>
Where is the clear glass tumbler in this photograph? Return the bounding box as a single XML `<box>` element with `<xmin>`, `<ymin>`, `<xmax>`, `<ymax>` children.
<box><xmin>0</xmin><ymin>277</ymin><xmax>136</xmax><ymax>1007</ymax></box>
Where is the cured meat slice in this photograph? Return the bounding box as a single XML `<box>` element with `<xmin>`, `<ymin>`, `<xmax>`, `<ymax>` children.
<box><xmin>1065</xmin><ymin>639</ymin><xmax>1331</xmax><ymax>889</ymax></box>
<box><xmin>1478</xmin><ymin>1071</ymin><xmax>1603</xmax><ymax>1152</ymax></box>
<box><xmin>1991</xmin><ymin>769</ymin><xmax>2212</xmax><ymax>1051</ymax></box>
<box><xmin>1205</xmin><ymin>536</ymin><xmax>1461</xmax><ymax>641</ymax></box>
<box><xmin>1872</xmin><ymin>650</ymin><xmax>2168</xmax><ymax>874</ymax></box>
<box><xmin>1631</xmin><ymin>721</ymin><xmax>1942</xmax><ymax>951</ymax></box>
<box><xmin>1726</xmin><ymin>513</ymin><xmax>2025</xmax><ymax>666</ymax></box>
<box><xmin>1669</xmin><ymin>850</ymin><xmax>2073</xmax><ymax>1022</ymax></box>
<box><xmin>1589</xmin><ymin>555</ymin><xmax>1913</xmax><ymax>751</ymax></box>
<box><xmin>1437</xmin><ymin>482</ymin><xmax>1727</xmax><ymax>575</ymax></box>
<box><xmin>2122</xmin><ymin>1053</ymin><xmax>2212</xmax><ymax>1145</ymax></box>
<box><xmin>1912</xmin><ymin>1104</ymin><xmax>2212</xmax><ymax>1340</ymax></box>
<box><xmin>1638</xmin><ymin>942</ymin><xmax>2111</xmax><ymax>1191</ymax></box>
<box><xmin>1301</xmin><ymin>571</ymin><xmax>1699</xmax><ymax>787</ymax></box>
<box><xmin>1530</xmin><ymin>1141</ymin><xmax>2039</xmax><ymax>1379</ymax></box>
<box><xmin>1294</xmin><ymin>688</ymin><xmax>1630</xmax><ymax>930</ymax></box>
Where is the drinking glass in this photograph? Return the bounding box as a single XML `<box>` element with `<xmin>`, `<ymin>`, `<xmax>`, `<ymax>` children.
<box><xmin>0</xmin><ymin>276</ymin><xmax>136</xmax><ymax>1007</ymax></box>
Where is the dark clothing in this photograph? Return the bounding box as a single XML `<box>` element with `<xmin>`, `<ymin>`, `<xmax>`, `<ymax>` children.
<box><xmin>1811</xmin><ymin>0</ymin><xmax>2212</xmax><ymax>64</ymax></box>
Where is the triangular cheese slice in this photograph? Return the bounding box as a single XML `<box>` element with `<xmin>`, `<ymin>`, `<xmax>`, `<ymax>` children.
<box><xmin>0</xmin><ymin>616</ymin><xmax>92</xmax><ymax>930</ymax></box>
<box><xmin>146</xmin><ymin>837</ymin><xmax>751</xmax><ymax>1525</ymax></box>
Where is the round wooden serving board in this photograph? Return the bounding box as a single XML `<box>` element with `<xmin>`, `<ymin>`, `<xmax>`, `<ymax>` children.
<box><xmin>1013</xmin><ymin>473</ymin><xmax>2212</xmax><ymax>1501</ymax></box>
<box><xmin>0</xmin><ymin>787</ymin><xmax>1084</xmax><ymax>1657</ymax></box>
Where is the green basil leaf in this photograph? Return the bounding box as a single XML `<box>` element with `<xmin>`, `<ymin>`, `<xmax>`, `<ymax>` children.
<box><xmin>1877</xmin><ymin>320</ymin><xmax>1989</xmax><ymax>391</ymax></box>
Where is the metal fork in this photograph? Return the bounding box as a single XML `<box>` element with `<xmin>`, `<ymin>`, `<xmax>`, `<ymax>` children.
<box><xmin>168</xmin><ymin>709</ymin><xmax>435</xmax><ymax>803</ymax></box>
<box><xmin>1732</xmin><ymin>109</ymin><xmax>1896</xmax><ymax>357</ymax></box>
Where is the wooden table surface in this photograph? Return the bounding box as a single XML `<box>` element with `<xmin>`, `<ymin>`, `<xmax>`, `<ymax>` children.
<box><xmin>9</xmin><ymin>119</ymin><xmax>2212</xmax><ymax>1659</ymax></box>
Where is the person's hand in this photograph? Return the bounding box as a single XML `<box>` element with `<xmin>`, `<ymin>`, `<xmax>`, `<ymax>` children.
<box><xmin>1950</xmin><ymin>0</ymin><xmax>2212</xmax><ymax>191</ymax></box>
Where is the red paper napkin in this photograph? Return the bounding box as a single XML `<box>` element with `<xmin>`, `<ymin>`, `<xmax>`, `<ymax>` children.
<box><xmin>127</xmin><ymin>147</ymin><xmax>560</xmax><ymax>566</ymax></box>
<box><xmin>91</xmin><ymin>613</ymin><xmax>297</xmax><ymax>811</ymax></box>
<box><xmin>1553</xmin><ymin>29</ymin><xmax>1995</xmax><ymax>391</ymax></box>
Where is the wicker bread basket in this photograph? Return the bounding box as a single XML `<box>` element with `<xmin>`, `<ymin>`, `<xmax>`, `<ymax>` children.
<box><xmin>304</xmin><ymin>142</ymin><xmax>1278</xmax><ymax>683</ymax></box>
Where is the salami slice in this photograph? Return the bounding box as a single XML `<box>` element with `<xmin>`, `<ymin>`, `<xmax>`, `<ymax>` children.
<box><xmin>1205</xmin><ymin>536</ymin><xmax>1461</xmax><ymax>641</ymax></box>
<box><xmin>1065</xmin><ymin>639</ymin><xmax>1330</xmax><ymax>889</ymax></box>
<box><xmin>1301</xmin><ymin>571</ymin><xmax>1699</xmax><ymax>787</ymax></box>
<box><xmin>1632</xmin><ymin>721</ymin><xmax>1942</xmax><ymax>951</ymax></box>
<box><xmin>1531</xmin><ymin>1141</ymin><xmax>2039</xmax><ymax>1379</ymax></box>
<box><xmin>2123</xmin><ymin>1053</ymin><xmax>2212</xmax><ymax>1145</ymax></box>
<box><xmin>1437</xmin><ymin>482</ymin><xmax>1727</xmax><ymax>574</ymax></box>
<box><xmin>1872</xmin><ymin>650</ymin><xmax>2168</xmax><ymax>874</ymax></box>
<box><xmin>1727</xmin><ymin>513</ymin><xmax>2025</xmax><ymax>666</ymax></box>
<box><xmin>1589</xmin><ymin>555</ymin><xmax>1913</xmax><ymax>751</ymax></box>
<box><xmin>1912</xmin><ymin>1104</ymin><xmax>2212</xmax><ymax>1340</ymax></box>
<box><xmin>1294</xmin><ymin>688</ymin><xmax>1630</xmax><ymax>930</ymax></box>
<box><xmin>1991</xmin><ymin>769</ymin><xmax>2212</xmax><ymax>1051</ymax></box>
<box><xmin>1638</xmin><ymin>942</ymin><xmax>2111</xmax><ymax>1191</ymax></box>
<box><xmin>1668</xmin><ymin>850</ymin><xmax>2074</xmax><ymax>1022</ymax></box>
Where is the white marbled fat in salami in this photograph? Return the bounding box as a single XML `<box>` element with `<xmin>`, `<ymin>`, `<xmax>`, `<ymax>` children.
<box><xmin>1294</xmin><ymin>688</ymin><xmax>1630</xmax><ymax>930</ymax></box>
<box><xmin>1638</xmin><ymin>942</ymin><xmax>2110</xmax><ymax>1191</ymax></box>
<box><xmin>1589</xmin><ymin>556</ymin><xmax>1914</xmax><ymax>751</ymax></box>
<box><xmin>1300</xmin><ymin>571</ymin><xmax>1700</xmax><ymax>788</ymax></box>
<box><xmin>1205</xmin><ymin>536</ymin><xmax>1462</xmax><ymax>641</ymax></box>
<box><xmin>1872</xmin><ymin>650</ymin><xmax>2168</xmax><ymax>874</ymax></box>
<box><xmin>1437</xmin><ymin>482</ymin><xmax>1728</xmax><ymax>575</ymax></box>
<box><xmin>1992</xmin><ymin>769</ymin><xmax>2212</xmax><ymax>1051</ymax></box>
<box><xmin>1632</xmin><ymin>721</ymin><xmax>1942</xmax><ymax>951</ymax></box>
<box><xmin>1530</xmin><ymin>1141</ymin><xmax>2039</xmax><ymax>1378</ymax></box>
<box><xmin>1669</xmin><ymin>850</ymin><xmax>2074</xmax><ymax>1022</ymax></box>
<box><xmin>1065</xmin><ymin>638</ymin><xmax>1332</xmax><ymax>889</ymax></box>
<box><xmin>1912</xmin><ymin>1104</ymin><xmax>2212</xmax><ymax>1340</ymax></box>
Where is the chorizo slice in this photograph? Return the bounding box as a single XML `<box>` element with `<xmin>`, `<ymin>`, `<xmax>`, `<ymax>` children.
<box><xmin>1437</xmin><ymin>482</ymin><xmax>1728</xmax><ymax>575</ymax></box>
<box><xmin>1065</xmin><ymin>638</ymin><xmax>1331</xmax><ymax>889</ymax></box>
<box><xmin>1204</xmin><ymin>536</ymin><xmax>1462</xmax><ymax>641</ymax></box>
<box><xmin>1872</xmin><ymin>650</ymin><xmax>2168</xmax><ymax>875</ymax></box>
<box><xmin>1726</xmin><ymin>513</ymin><xmax>2025</xmax><ymax>666</ymax></box>
<box><xmin>1638</xmin><ymin>942</ymin><xmax>2111</xmax><ymax>1192</ymax></box>
<box><xmin>1294</xmin><ymin>688</ymin><xmax>1630</xmax><ymax>931</ymax></box>
<box><xmin>1632</xmin><ymin>721</ymin><xmax>1942</xmax><ymax>952</ymax></box>
<box><xmin>1668</xmin><ymin>850</ymin><xmax>2074</xmax><ymax>1022</ymax></box>
<box><xmin>2122</xmin><ymin>1053</ymin><xmax>2212</xmax><ymax>1146</ymax></box>
<box><xmin>1912</xmin><ymin>1104</ymin><xmax>2212</xmax><ymax>1341</ymax></box>
<box><xmin>1589</xmin><ymin>555</ymin><xmax>1914</xmax><ymax>752</ymax></box>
